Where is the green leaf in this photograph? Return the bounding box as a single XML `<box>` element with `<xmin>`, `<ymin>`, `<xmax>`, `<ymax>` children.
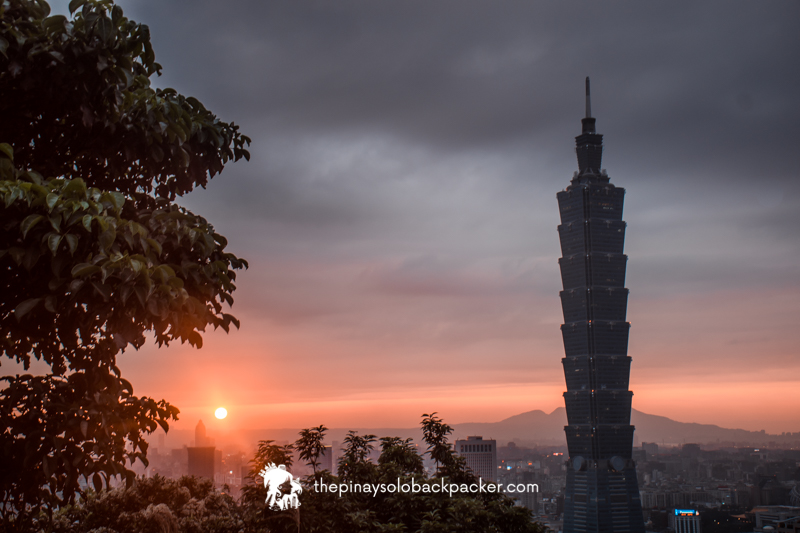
<box><xmin>0</xmin><ymin>142</ymin><xmax>13</xmax><ymax>161</ymax></box>
<box><xmin>0</xmin><ymin>37</ymin><xmax>8</xmax><ymax>58</ymax></box>
<box><xmin>109</xmin><ymin>191</ymin><xmax>125</xmax><ymax>210</ymax></box>
<box><xmin>20</xmin><ymin>214</ymin><xmax>44</xmax><ymax>238</ymax></box>
<box><xmin>15</xmin><ymin>298</ymin><xmax>42</xmax><ymax>319</ymax></box>
<box><xmin>68</xmin><ymin>0</ymin><xmax>87</xmax><ymax>13</ymax></box>
<box><xmin>49</xmin><ymin>214</ymin><xmax>61</xmax><ymax>232</ymax></box>
<box><xmin>71</xmin><ymin>263</ymin><xmax>101</xmax><ymax>277</ymax></box>
<box><xmin>47</xmin><ymin>233</ymin><xmax>62</xmax><ymax>255</ymax></box>
<box><xmin>92</xmin><ymin>473</ymin><xmax>102</xmax><ymax>492</ymax></box>
<box><xmin>82</xmin><ymin>214</ymin><xmax>93</xmax><ymax>232</ymax></box>
<box><xmin>43</xmin><ymin>15</ymin><xmax>67</xmax><ymax>34</ymax></box>
<box><xmin>65</xmin><ymin>233</ymin><xmax>79</xmax><ymax>255</ymax></box>
<box><xmin>95</xmin><ymin>15</ymin><xmax>114</xmax><ymax>44</ymax></box>
<box><xmin>62</xmin><ymin>178</ymin><xmax>87</xmax><ymax>196</ymax></box>
<box><xmin>111</xmin><ymin>4</ymin><xmax>123</xmax><ymax>25</ymax></box>
<box><xmin>25</xmin><ymin>171</ymin><xmax>44</xmax><ymax>186</ymax></box>
<box><xmin>145</xmin><ymin>238</ymin><xmax>162</xmax><ymax>256</ymax></box>
<box><xmin>5</xmin><ymin>186</ymin><xmax>22</xmax><ymax>208</ymax></box>
<box><xmin>46</xmin><ymin>192</ymin><xmax>59</xmax><ymax>210</ymax></box>
<box><xmin>153</xmin><ymin>264</ymin><xmax>175</xmax><ymax>279</ymax></box>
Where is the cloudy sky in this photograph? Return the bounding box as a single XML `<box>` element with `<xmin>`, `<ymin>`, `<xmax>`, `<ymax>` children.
<box><xmin>50</xmin><ymin>1</ymin><xmax>800</xmax><ymax>434</ymax></box>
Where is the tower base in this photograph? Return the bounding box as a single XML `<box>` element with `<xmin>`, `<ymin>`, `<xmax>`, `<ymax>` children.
<box><xmin>563</xmin><ymin>465</ymin><xmax>645</xmax><ymax>533</ymax></box>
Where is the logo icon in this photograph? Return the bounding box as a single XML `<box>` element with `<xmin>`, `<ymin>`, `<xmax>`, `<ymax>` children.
<box><xmin>259</xmin><ymin>463</ymin><xmax>303</xmax><ymax>511</ymax></box>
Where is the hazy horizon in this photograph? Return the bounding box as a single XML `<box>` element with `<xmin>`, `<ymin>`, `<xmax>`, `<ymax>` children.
<box><xmin>148</xmin><ymin>406</ymin><xmax>800</xmax><ymax>458</ymax></box>
<box><xmin>155</xmin><ymin>405</ymin><xmax>798</xmax><ymax>434</ymax></box>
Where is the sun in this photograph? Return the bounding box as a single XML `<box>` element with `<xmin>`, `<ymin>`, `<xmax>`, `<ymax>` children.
<box><xmin>215</xmin><ymin>407</ymin><xmax>227</xmax><ymax>420</ymax></box>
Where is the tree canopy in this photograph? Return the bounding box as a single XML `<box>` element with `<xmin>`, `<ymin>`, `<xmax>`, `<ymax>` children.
<box><xmin>0</xmin><ymin>0</ymin><xmax>249</xmax><ymax>527</ymax></box>
<box><xmin>0</xmin><ymin>0</ymin><xmax>250</xmax><ymax>199</ymax></box>
<box><xmin>0</xmin><ymin>172</ymin><xmax>245</xmax><ymax>374</ymax></box>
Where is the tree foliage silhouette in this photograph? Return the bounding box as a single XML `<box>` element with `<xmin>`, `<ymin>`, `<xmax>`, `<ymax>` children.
<box><xmin>281</xmin><ymin>414</ymin><xmax>547</xmax><ymax>533</ymax></box>
<box><xmin>421</xmin><ymin>412</ymin><xmax>471</xmax><ymax>480</ymax></box>
<box><xmin>337</xmin><ymin>431</ymin><xmax>378</xmax><ymax>485</ymax></box>
<box><xmin>0</xmin><ymin>0</ymin><xmax>249</xmax><ymax>527</ymax></box>
<box><xmin>296</xmin><ymin>425</ymin><xmax>329</xmax><ymax>480</ymax></box>
<box><xmin>378</xmin><ymin>436</ymin><xmax>424</xmax><ymax>478</ymax></box>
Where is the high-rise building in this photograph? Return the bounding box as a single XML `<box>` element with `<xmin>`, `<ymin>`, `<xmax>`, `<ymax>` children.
<box><xmin>556</xmin><ymin>78</ymin><xmax>645</xmax><ymax>533</ymax></box>
<box><xmin>454</xmin><ymin>436</ymin><xmax>497</xmax><ymax>482</ymax></box>
<box><xmin>194</xmin><ymin>419</ymin><xmax>215</xmax><ymax>447</ymax></box>
<box><xmin>187</xmin><ymin>446</ymin><xmax>215</xmax><ymax>480</ymax></box>
<box><xmin>195</xmin><ymin>419</ymin><xmax>207</xmax><ymax>446</ymax></box>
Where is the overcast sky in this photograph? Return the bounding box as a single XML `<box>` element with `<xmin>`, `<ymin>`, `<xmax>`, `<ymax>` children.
<box><xmin>48</xmin><ymin>1</ymin><xmax>800</xmax><ymax>434</ymax></box>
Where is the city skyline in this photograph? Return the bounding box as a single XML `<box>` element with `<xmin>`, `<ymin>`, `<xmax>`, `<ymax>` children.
<box><xmin>35</xmin><ymin>0</ymin><xmax>800</xmax><ymax>435</ymax></box>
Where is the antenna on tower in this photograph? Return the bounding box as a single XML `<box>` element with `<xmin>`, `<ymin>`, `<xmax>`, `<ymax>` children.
<box><xmin>585</xmin><ymin>77</ymin><xmax>592</xmax><ymax>118</ymax></box>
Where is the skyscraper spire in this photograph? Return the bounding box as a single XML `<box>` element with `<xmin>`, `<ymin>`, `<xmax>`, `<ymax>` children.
<box><xmin>585</xmin><ymin>76</ymin><xmax>592</xmax><ymax>118</ymax></box>
<box><xmin>576</xmin><ymin>77</ymin><xmax>601</xmax><ymax>175</ymax></box>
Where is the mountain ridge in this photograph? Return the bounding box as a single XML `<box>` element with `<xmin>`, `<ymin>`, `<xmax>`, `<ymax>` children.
<box><xmin>452</xmin><ymin>407</ymin><xmax>798</xmax><ymax>447</ymax></box>
<box><xmin>160</xmin><ymin>409</ymin><xmax>800</xmax><ymax>451</ymax></box>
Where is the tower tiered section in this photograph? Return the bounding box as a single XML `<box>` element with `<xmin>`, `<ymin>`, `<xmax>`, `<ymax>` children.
<box><xmin>557</xmin><ymin>78</ymin><xmax>645</xmax><ymax>533</ymax></box>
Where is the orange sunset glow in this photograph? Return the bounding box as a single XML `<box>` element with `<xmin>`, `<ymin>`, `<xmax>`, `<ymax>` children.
<box><xmin>119</xmin><ymin>271</ymin><xmax>800</xmax><ymax>436</ymax></box>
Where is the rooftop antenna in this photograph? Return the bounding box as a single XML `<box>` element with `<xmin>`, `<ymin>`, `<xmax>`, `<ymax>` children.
<box><xmin>585</xmin><ymin>76</ymin><xmax>592</xmax><ymax>118</ymax></box>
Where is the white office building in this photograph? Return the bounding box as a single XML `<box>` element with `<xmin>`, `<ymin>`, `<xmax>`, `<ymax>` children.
<box><xmin>454</xmin><ymin>436</ymin><xmax>497</xmax><ymax>483</ymax></box>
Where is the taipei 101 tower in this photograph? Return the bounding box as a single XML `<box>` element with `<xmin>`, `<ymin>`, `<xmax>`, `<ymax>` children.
<box><xmin>557</xmin><ymin>78</ymin><xmax>645</xmax><ymax>533</ymax></box>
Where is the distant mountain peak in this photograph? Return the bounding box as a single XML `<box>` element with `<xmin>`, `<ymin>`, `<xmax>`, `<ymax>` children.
<box><xmin>450</xmin><ymin>408</ymin><xmax>797</xmax><ymax>447</ymax></box>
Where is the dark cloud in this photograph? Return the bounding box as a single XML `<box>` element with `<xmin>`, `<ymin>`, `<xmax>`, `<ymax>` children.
<box><xmin>127</xmin><ymin>1</ymin><xmax>799</xmax><ymax>166</ymax></box>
